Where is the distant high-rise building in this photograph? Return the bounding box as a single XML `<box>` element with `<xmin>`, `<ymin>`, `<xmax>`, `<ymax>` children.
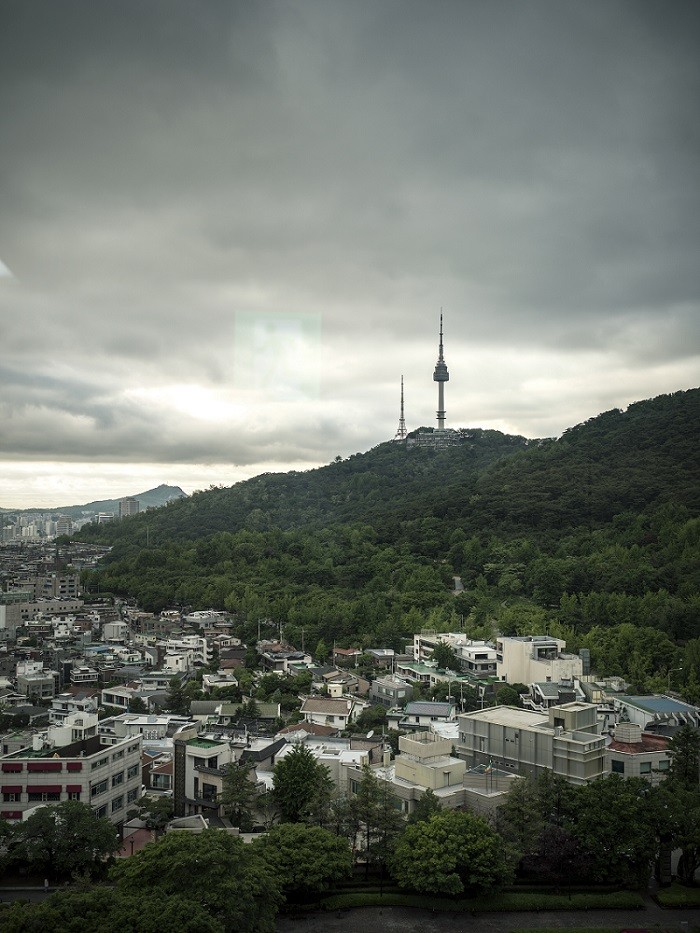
<box><xmin>433</xmin><ymin>312</ymin><xmax>449</xmax><ymax>430</ymax></box>
<box><xmin>55</xmin><ymin>516</ymin><xmax>72</xmax><ymax>537</ymax></box>
<box><xmin>119</xmin><ymin>497</ymin><xmax>140</xmax><ymax>518</ymax></box>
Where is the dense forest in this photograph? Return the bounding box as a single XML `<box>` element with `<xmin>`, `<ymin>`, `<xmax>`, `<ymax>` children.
<box><xmin>77</xmin><ymin>389</ymin><xmax>700</xmax><ymax>695</ymax></box>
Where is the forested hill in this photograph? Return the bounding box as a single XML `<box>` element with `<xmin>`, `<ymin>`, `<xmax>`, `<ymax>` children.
<box><xmin>79</xmin><ymin>388</ymin><xmax>699</xmax><ymax>549</ymax></box>
<box><xmin>78</xmin><ymin>389</ymin><xmax>700</xmax><ymax>689</ymax></box>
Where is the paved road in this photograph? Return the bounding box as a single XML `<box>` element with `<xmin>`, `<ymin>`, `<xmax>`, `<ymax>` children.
<box><xmin>277</xmin><ymin>898</ymin><xmax>699</xmax><ymax>932</ymax></box>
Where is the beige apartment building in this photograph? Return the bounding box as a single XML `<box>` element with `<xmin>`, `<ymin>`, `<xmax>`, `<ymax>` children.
<box><xmin>457</xmin><ymin>701</ymin><xmax>606</xmax><ymax>785</ymax></box>
<box><xmin>496</xmin><ymin>635</ymin><xmax>583</xmax><ymax>685</ymax></box>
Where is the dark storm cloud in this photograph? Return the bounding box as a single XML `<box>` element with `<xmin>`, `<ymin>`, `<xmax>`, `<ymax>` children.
<box><xmin>0</xmin><ymin>0</ymin><xmax>698</xmax><ymax>499</ymax></box>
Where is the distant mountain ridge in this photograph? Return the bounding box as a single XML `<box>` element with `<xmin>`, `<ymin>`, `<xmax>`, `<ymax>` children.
<box><xmin>1</xmin><ymin>484</ymin><xmax>187</xmax><ymax>518</ymax></box>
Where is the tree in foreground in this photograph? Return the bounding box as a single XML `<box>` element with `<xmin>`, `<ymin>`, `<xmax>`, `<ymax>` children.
<box><xmin>219</xmin><ymin>760</ymin><xmax>259</xmax><ymax>830</ymax></box>
<box><xmin>352</xmin><ymin>764</ymin><xmax>404</xmax><ymax>879</ymax></box>
<box><xmin>6</xmin><ymin>802</ymin><xmax>119</xmax><ymax>882</ymax></box>
<box><xmin>272</xmin><ymin>743</ymin><xmax>333</xmax><ymax>823</ymax></box>
<box><xmin>390</xmin><ymin>810</ymin><xmax>508</xmax><ymax>895</ymax></box>
<box><xmin>0</xmin><ymin>887</ymin><xmax>225</xmax><ymax>933</ymax></box>
<box><xmin>666</xmin><ymin>724</ymin><xmax>700</xmax><ymax>789</ymax></box>
<box><xmin>111</xmin><ymin>828</ymin><xmax>282</xmax><ymax>932</ymax></box>
<box><xmin>570</xmin><ymin>776</ymin><xmax>658</xmax><ymax>888</ymax></box>
<box><xmin>407</xmin><ymin>787</ymin><xmax>442</xmax><ymax>824</ymax></box>
<box><xmin>254</xmin><ymin>823</ymin><xmax>352</xmax><ymax>897</ymax></box>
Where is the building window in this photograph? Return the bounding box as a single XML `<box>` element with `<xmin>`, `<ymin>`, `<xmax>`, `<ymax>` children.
<box><xmin>639</xmin><ymin>762</ymin><xmax>652</xmax><ymax>775</ymax></box>
<box><xmin>91</xmin><ymin>780</ymin><xmax>108</xmax><ymax>797</ymax></box>
<box><xmin>611</xmin><ymin>760</ymin><xmax>625</xmax><ymax>774</ymax></box>
<box><xmin>127</xmin><ymin>788</ymin><xmax>139</xmax><ymax>804</ymax></box>
<box><xmin>658</xmin><ymin>759</ymin><xmax>670</xmax><ymax>771</ymax></box>
<box><xmin>91</xmin><ymin>757</ymin><xmax>109</xmax><ymax>771</ymax></box>
<box><xmin>127</xmin><ymin>764</ymin><xmax>139</xmax><ymax>780</ymax></box>
<box><xmin>111</xmin><ymin>795</ymin><xmax>124</xmax><ymax>812</ymax></box>
<box><xmin>95</xmin><ymin>805</ymin><xmax>108</xmax><ymax>818</ymax></box>
<box><xmin>2</xmin><ymin>793</ymin><xmax>20</xmax><ymax>803</ymax></box>
<box><xmin>112</xmin><ymin>750</ymin><xmax>124</xmax><ymax>761</ymax></box>
<box><xmin>112</xmin><ymin>772</ymin><xmax>124</xmax><ymax>787</ymax></box>
<box><xmin>28</xmin><ymin>792</ymin><xmax>60</xmax><ymax>802</ymax></box>
<box><xmin>68</xmin><ymin>792</ymin><xmax>81</xmax><ymax>801</ymax></box>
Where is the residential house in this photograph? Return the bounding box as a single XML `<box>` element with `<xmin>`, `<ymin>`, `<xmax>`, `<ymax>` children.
<box><xmin>496</xmin><ymin>635</ymin><xmax>584</xmax><ymax>685</ymax></box>
<box><xmin>606</xmin><ymin>722</ymin><xmax>671</xmax><ymax>785</ymax></box>
<box><xmin>300</xmin><ymin>696</ymin><xmax>361</xmax><ymax>731</ymax></box>
<box><xmin>369</xmin><ymin>675</ymin><xmax>412</xmax><ymax>709</ymax></box>
<box><xmin>387</xmin><ymin>700</ymin><xmax>457</xmax><ymax>732</ymax></box>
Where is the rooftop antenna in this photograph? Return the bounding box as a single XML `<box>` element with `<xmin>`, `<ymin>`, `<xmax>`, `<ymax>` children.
<box><xmin>393</xmin><ymin>375</ymin><xmax>407</xmax><ymax>441</ymax></box>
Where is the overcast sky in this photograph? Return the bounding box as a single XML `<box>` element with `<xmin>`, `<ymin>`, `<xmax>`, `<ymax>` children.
<box><xmin>1</xmin><ymin>0</ymin><xmax>699</xmax><ymax>509</ymax></box>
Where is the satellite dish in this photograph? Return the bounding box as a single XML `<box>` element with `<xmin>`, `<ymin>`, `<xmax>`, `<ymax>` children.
<box><xmin>366</xmin><ymin>730</ymin><xmax>374</xmax><ymax>739</ymax></box>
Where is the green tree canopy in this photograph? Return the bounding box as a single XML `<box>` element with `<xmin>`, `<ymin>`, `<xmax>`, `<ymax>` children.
<box><xmin>6</xmin><ymin>802</ymin><xmax>119</xmax><ymax>882</ymax></box>
<box><xmin>390</xmin><ymin>810</ymin><xmax>508</xmax><ymax>895</ymax></box>
<box><xmin>407</xmin><ymin>788</ymin><xmax>442</xmax><ymax>824</ymax></box>
<box><xmin>254</xmin><ymin>823</ymin><xmax>352</xmax><ymax>896</ymax></box>
<box><xmin>0</xmin><ymin>887</ymin><xmax>225</xmax><ymax>933</ymax></box>
<box><xmin>219</xmin><ymin>760</ymin><xmax>259</xmax><ymax>831</ymax></box>
<box><xmin>666</xmin><ymin>724</ymin><xmax>700</xmax><ymax>789</ymax></box>
<box><xmin>431</xmin><ymin>640</ymin><xmax>458</xmax><ymax>671</ymax></box>
<box><xmin>111</xmin><ymin>829</ymin><xmax>282</xmax><ymax>933</ymax></box>
<box><xmin>272</xmin><ymin>744</ymin><xmax>333</xmax><ymax>824</ymax></box>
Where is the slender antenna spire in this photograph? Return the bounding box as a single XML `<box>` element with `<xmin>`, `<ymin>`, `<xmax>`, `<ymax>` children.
<box><xmin>433</xmin><ymin>310</ymin><xmax>449</xmax><ymax>430</ymax></box>
<box><xmin>393</xmin><ymin>375</ymin><xmax>407</xmax><ymax>441</ymax></box>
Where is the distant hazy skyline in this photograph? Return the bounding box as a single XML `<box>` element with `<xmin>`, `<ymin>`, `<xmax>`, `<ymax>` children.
<box><xmin>1</xmin><ymin>1</ymin><xmax>698</xmax><ymax>509</ymax></box>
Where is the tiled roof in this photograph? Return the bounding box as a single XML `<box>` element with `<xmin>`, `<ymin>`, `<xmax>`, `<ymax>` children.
<box><xmin>301</xmin><ymin>697</ymin><xmax>350</xmax><ymax>715</ymax></box>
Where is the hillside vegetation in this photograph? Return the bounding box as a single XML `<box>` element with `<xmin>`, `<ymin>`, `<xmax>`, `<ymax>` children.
<box><xmin>78</xmin><ymin>389</ymin><xmax>700</xmax><ymax>694</ymax></box>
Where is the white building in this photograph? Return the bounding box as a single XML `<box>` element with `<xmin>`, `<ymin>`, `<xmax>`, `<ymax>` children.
<box><xmin>496</xmin><ymin>635</ymin><xmax>583</xmax><ymax>685</ymax></box>
<box><xmin>0</xmin><ymin>715</ymin><xmax>142</xmax><ymax>826</ymax></box>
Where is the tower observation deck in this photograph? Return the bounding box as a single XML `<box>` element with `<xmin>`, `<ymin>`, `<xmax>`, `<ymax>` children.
<box><xmin>433</xmin><ymin>313</ymin><xmax>449</xmax><ymax>430</ymax></box>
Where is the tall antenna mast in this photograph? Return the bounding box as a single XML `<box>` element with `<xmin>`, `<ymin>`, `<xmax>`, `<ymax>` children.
<box><xmin>393</xmin><ymin>375</ymin><xmax>407</xmax><ymax>441</ymax></box>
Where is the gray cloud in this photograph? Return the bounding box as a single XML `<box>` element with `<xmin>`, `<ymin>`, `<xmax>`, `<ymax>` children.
<box><xmin>0</xmin><ymin>0</ymin><xmax>698</xmax><ymax>504</ymax></box>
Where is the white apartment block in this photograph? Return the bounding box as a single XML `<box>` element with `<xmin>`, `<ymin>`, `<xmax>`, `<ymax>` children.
<box><xmin>0</xmin><ymin>714</ymin><xmax>142</xmax><ymax>826</ymax></box>
<box><xmin>496</xmin><ymin>635</ymin><xmax>583</xmax><ymax>685</ymax></box>
<box><xmin>457</xmin><ymin>701</ymin><xmax>606</xmax><ymax>785</ymax></box>
<box><xmin>413</xmin><ymin>632</ymin><xmax>497</xmax><ymax>676</ymax></box>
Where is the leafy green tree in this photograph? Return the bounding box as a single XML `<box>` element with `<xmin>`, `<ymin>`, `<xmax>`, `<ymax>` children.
<box><xmin>134</xmin><ymin>794</ymin><xmax>175</xmax><ymax>834</ymax></box>
<box><xmin>164</xmin><ymin>676</ymin><xmax>189</xmax><ymax>714</ymax></box>
<box><xmin>666</xmin><ymin>724</ymin><xmax>700</xmax><ymax>789</ymax></box>
<box><xmin>655</xmin><ymin>784</ymin><xmax>700</xmax><ymax>886</ymax></box>
<box><xmin>220</xmin><ymin>760</ymin><xmax>259</xmax><ymax>831</ymax></box>
<box><xmin>522</xmin><ymin>823</ymin><xmax>588</xmax><ymax>891</ymax></box>
<box><xmin>407</xmin><ymin>788</ymin><xmax>442</xmax><ymax>824</ymax></box>
<box><xmin>431</xmin><ymin>640</ymin><xmax>458</xmax><ymax>671</ymax></box>
<box><xmin>313</xmin><ymin>638</ymin><xmax>329</xmax><ymax>663</ymax></box>
<box><xmin>272</xmin><ymin>744</ymin><xmax>333</xmax><ymax>824</ymax></box>
<box><xmin>495</xmin><ymin>685</ymin><xmax>521</xmax><ymax>707</ymax></box>
<box><xmin>352</xmin><ymin>704</ymin><xmax>387</xmax><ymax>734</ymax></box>
<box><xmin>390</xmin><ymin>810</ymin><xmax>508</xmax><ymax>895</ymax></box>
<box><xmin>352</xmin><ymin>764</ymin><xmax>403</xmax><ymax>878</ymax></box>
<box><xmin>111</xmin><ymin>828</ymin><xmax>282</xmax><ymax>932</ymax></box>
<box><xmin>571</xmin><ymin>776</ymin><xmax>658</xmax><ymax>888</ymax></box>
<box><xmin>128</xmin><ymin>696</ymin><xmax>148</xmax><ymax>713</ymax></box>
<box><xmin>254</xmin><ymin>823</ymin><xmax>352</xmax><ymax>896</ymax></box>
<box><xmin>6</xmin><ymin>802</ymin><xmax>119</xmax><ymax>882</ymax></box>
<box><xmin>0</xmin><ymin>887</ymin><xmax>225</xmax><ymax>933</ymax></box>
